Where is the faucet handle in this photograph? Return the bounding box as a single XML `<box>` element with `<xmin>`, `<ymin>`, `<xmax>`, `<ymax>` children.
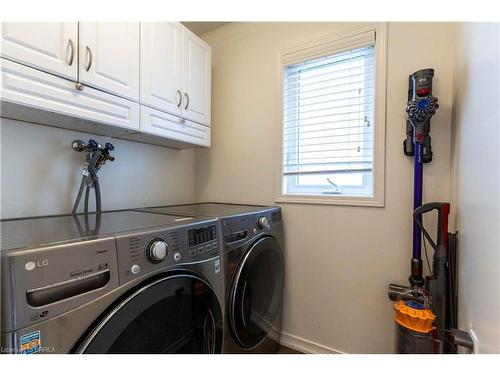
<box><xmin>104</xmin><ymin>142</ymin><xmax>115</xmax><ymax>152</ymax></box>
<box><xmin>87</xmin><ymin>139</ymin><xmax>100</xmax><ymax>151</ymax></box>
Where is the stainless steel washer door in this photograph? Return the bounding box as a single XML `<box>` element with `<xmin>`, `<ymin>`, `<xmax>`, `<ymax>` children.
<box><xmin>75</xmin><ymin>273</ymin><xmax>223</xmax><ymax>353</ymax></box>
<box><xmin>229</xmin><ymin>237</ymin><xmax>285</xmax><ymax>349</ymax></box>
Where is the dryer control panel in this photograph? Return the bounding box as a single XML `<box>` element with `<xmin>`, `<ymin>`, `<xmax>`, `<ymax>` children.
<box><xmin>220</xmin><ymin>207</ymin><xmax>282</xmax><ymax>251</ymax></box>
<box><xmin>115</xmin><ymin>219</ymin><xmax>220</xmax><ymax>285</ymax></box>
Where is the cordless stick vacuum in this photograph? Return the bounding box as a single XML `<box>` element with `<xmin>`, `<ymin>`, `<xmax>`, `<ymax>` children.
<box><xmin>405</xmin><ymin>69</ymin><xmax>439</xmax><ymax>287</ymax></box>
<box><xmin>388</xmin><ymin>69</ymin><xmax>443</xmax><ymax>353</ymax></box>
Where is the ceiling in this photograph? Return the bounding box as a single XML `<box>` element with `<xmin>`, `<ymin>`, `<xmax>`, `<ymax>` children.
<box><xmin>182</xmin><ymin>22</ymin><xmax>231</xmax><ymax>35</ymax></box>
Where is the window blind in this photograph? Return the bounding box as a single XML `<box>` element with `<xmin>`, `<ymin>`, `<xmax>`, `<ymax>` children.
<box><xmin>283</xmin><ymin>41</ymin><xmax>376</xmax><ymax>179</ymax></box>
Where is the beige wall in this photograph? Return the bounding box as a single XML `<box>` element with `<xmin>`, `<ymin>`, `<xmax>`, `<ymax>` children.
<box><xmin>0</xmin><ymin>118</ymin><xmax>196</xmax><ymax>218</ymax></box>
<box><xmin>451</xmin><ymin>23</ymin><xmax>500</xmax><ymax>353</ymax></box>
<box><xmin>197</xmin><ymin>22</ymin><xmax>455</xmax><ymax>353</ymax></box>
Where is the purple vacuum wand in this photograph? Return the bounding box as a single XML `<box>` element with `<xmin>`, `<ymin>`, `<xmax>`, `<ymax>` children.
<box><xmin>406</xmin><ymin>69</ymin><xmax>439</xmax><ymax>287</ymax></box>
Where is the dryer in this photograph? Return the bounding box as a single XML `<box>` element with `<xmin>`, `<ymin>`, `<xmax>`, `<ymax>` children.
<box><xmin>135</xmin><ymin>203</ymin><xmax>285</xmax><ymax>354</ymax></box>
<box><xmin>1</xmin><ymin>210</ymin><xmax>224</xmax><ymax>354</ymax></box>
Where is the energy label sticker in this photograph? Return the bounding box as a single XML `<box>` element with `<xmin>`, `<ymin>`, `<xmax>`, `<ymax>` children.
<box><xmin>19</xmin><ymin>330</ymin><xmax>41</xmax><ymax>354</ymax></box>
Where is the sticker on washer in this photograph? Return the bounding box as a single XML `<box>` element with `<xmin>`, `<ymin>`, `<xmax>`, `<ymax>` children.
<box><xmin>214</xmin><ymin>259</ymin><xmax>221</xmax><ymax>274</ymax></box>
<box><xmin>19</xmin><ymin>330</ymin><xmax>41</xmax><ymax>354</ymax></box>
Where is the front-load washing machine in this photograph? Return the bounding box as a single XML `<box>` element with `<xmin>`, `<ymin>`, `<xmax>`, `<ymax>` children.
<box><xmin>134</xmin><ymin>203</ymin><xmax>285</xmax><ymax>353</ymax></box>
<box><xmin>1</xmin><ymin>210</ymin><xmax>224</xmax><ymax>354</ymax></box>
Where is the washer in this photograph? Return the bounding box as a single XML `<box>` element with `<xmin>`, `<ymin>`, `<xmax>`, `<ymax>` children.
<box><xmin>1</xmin><ymin>210</ymin><xmax>224</xmax><ymax>354</ymax></box>
<box><xmin>135</xmin><ymin>203</ymin><xmax>285</xmax><ymax>353</ymax></box>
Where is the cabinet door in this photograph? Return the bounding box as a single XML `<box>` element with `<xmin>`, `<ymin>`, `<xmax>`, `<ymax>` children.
<box><xmin>79</xmin><ymin>23</ymin><xmax>140</xmax><ymax>101</ymax></box>
<box><xmin>1</xmin><ymin>58</ymin><xmax>140</xmax><ymax>132</ymax></box>
<box><xmin>140</xmin><ymin>105</ymin><xmax>210</xmax><ymax>147</ymax></box>
<box><xmin>140</xmin><ymin>22</ymin><xmax>182</xmax><ymax>116</ymax></box>
<box><xmin>181</xmin><ymin>26</ymin><xmax>211</xmax><ymax>126</ymax></box>
<box><xmin>1</xmin><ymin>22</ymin><xmax>77</xmax><ymax>80</ymax></box>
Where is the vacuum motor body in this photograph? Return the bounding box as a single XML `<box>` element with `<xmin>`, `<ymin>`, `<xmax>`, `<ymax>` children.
<box><xmin>393</xmin><ymin>290</ymin><xmax>437</xmax><ymax>354</ymax></box>
<box><xmin>395</xmin><ymin>325</ymin><xmax>435</xmax><ymax>354</ymax></box>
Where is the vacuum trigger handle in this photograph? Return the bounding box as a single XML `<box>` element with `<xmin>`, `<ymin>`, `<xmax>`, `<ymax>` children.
<box><xmin>413</xmin><ymin>202</ymin><xmax>450</xmax><ymax>251</ymax></box>
<box><xmin>413</xmin><ymin>202</ymin><xmax>447</xmax><ymax>218</ymax></box>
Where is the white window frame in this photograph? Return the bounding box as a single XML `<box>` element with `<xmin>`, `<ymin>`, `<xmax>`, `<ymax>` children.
<box><xmin>274</xmin><ymin>23</ymin><xmax>387</xmax><ymax>207</ymax></box>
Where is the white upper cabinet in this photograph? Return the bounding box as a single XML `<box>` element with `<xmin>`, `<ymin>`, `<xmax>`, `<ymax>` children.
<box><xmin>140</xmin><ymin>23</ymin><xmax>211</xmax><ymax>127</ymax></box>
<box><xmin>1</xmin><ymin>22</ymin><xmax>211</xmax><ymax>148</ymax></box>
<box><xmin>181</xmin><ymin>26</ymin><xmax>211</xmax><ymax>126</ymax></box>
<box><xmin>79</xmin><ymin>23</ymin><xmax>140</xmax><ymax>101</ymax></box>
<box><xmin>140</xmin><ymin>22</ymin><xmax>182</xmax><ymax>116</ymax></box>
<box><xmin>1</xmin><ymin>58</ymin><xmax>140</xmax><ymax>134</ymax></box>
<box><xmin>1</xmin><ymin>22</ymin><xmax>78</xmax><ymax>81</ymax></box>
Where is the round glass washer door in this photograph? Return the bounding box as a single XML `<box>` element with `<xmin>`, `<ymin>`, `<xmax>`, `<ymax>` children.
<box><xmin>229</xmin><ymin>236</ymin><xmax>285</xmax><ymax>349</ymax></box>
<box><xmin>76</xmin><ymin>273</ymin><xmax>223</xmax><ymax>353</ymax></box>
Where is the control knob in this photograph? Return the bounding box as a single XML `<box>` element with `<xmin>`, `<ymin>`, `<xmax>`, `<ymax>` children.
<box><xmin>258</xmin><ymin>216</ymin><xmax>269</xmax><ymax>230</ymax></box>
<box><xmin>146</xmin><ymin>239</ymin><xmax>168</xmax><ymax>263</ymax></box>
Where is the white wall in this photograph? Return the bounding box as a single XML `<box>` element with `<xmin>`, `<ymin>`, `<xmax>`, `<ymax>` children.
<box><xmin>0</xmin><ymin>118</ymin><xmax>196</xmax><ymax>218</ymax></box>
<box><xmin>197</xmin><ymin>22</ymin><xmax>455</xmax><ymax>353</ymax></box>
<box><xmin>451</xmin><ymin>23</ymin><xmax>500</xmax><ymax>353</ymax></box>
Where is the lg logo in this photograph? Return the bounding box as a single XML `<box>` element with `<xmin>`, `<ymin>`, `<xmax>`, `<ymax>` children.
<box><xmin>24</xmin><ymin>259</ymin><xmax>49</xmax><ymax>271</ymax></box>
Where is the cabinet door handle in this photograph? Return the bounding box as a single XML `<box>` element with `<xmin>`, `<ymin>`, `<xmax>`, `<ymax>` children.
<box><xmin>184</xmin><ymin>93</ymin><xmax>190</xmax><ymax>110</ymax></box>
<box><xmin>176</xmin><ymin>90</ymin><xmax>182</xmax><ymax>107</ymax></box>
<box><xmin>85</xmin><ymin>46</ymin><xmax>93</xmax><ymax>71</ymax></box>
<box><xmin>67</xmin><ymin>39</ymin><xmax>75</xmax><ymax>66</ymax></box>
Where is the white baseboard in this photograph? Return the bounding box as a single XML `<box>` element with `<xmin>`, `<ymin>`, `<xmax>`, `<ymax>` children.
<box><xmin>279</xmin><ymin>331</ymin><xmax>344</xmax><ymax>354</ymax></box>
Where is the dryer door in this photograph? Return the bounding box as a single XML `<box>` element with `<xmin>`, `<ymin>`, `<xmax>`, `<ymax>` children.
<box><xmin>229</xmin><ymin>236</ymin><xmax>285</xmax><ymax>349</ymax></box>
<box><xmin>75</xmin><ymin>273</ymin><xmax>223</xmax><ymax>353</ymax></box>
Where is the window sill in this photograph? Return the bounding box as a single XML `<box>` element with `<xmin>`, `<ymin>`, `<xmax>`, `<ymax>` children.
<box><xmin>275</xmin><ymin>194</ymin><xmax>384</xmax><ymax>207</ymax></box>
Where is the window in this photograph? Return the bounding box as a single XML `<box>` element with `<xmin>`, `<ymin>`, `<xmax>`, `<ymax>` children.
<box><xmin>277</xmin><ymin>26</ymin><xmax>386</xmax><ymax>206</ymax></box>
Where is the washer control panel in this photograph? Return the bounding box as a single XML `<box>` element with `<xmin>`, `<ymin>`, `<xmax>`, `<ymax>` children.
<box><xmin>187</xmin><ymin>224</ymin><xmax>218</xmax><ymax>259</ymax></box>
<box><xmin>145</xmin><ymin>238</ymin><xmax>169</xmax><ymax>263</ymax></box>
<box><xmin>115</xmin><ymin>219</ymin><xmax>219</xmax><ymax>284</ymax></box>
